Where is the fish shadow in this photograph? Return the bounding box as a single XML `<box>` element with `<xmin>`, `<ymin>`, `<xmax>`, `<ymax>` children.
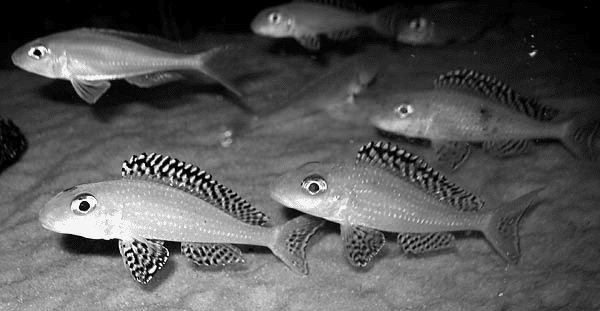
<box><xmin>38</xmin><ymin>79</ymin><xmax>247</xmax><ymax>121</ymax></box>
<box><xmin>60</xmin><ymin>234</ymin><xmax>118</xmax><ymax>256</ymax></box>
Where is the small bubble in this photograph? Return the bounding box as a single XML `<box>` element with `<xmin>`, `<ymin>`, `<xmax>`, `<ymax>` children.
<box><xmin>529</xmin><ymin>50</ymin><xmax>538</xmax><ymax>58</ymax></box>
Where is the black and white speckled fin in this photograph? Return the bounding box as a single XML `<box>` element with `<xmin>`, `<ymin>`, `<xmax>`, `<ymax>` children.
<box><xmin>125</xmin><ymin>72</ymin><xmax>185</xmax><ymax>88</ymax></box>
<box><xmin>0</xmin><ymin>118</ymin><xmax>28</xmax><ymax>172</ymax></box>
<box><xmin>71</xmin><ymin>79</ymin><xmax>110</xmax><ymax>104</ymax></box>
<box><xmin>296</xmin><ymin>0</ymin><xmax>366</xmax><ymax>12</ymax></box>
<box><xmin>431</xmin><ymin>140</ymin><xmax>472</xmax><ymax>171</ymax></box>
<box><xmin>181</xmin><ymin>242</ymin><xmax>245</xmax><ymax>266</ymax></box>
<box><xmin>118</xmin><ymin>238</ymin><xmax>169</xmax><ymax>285</ymax></box>
<box><xmin>397</xmin><ymin>232</ymin><xmax>456</xmax><ymax>254</ymax></box>
<box><xmin>341</xmin><ymin>225</ymin><xmax>385</xmax><ymax>268</ymax></box>
<box><xmin>482</xmin><ymin>139</ymin><xmax>532</xmax><ymax>158</ymax></box>
<box><xmin>271</xmin><ymin>214</ymin><xmax>325</xmax><ymax>275</ymax></box>
<box><xmin>357</xmin><ymin>141</ymin><xmax>484</xmax><ymax>212</ymax></box>
<box><xmin>434</xmin><ymin>68</ymin><xmax>560</xmax><ymax>121</ymax></box>
<box><xmin>298</xmin><ymin>35</ymin><xmax>321</xmax><ymax>51</ymax></box>
<box><xmin>122</xmin><ymin>153</ymin><xmax>269</xmax><ymax>226</ymax></box>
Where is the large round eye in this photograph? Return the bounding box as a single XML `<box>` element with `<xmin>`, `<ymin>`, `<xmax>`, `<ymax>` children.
<box><xmin>301</xmin><ymin>174</ymin><xmax>328</xmax><ymax>195</ymax></box>
<box><xmin>27</xmin><ymin>45</ymin><xmax>49</xmax><ymax>60</ymax></box>
<box><xmin>410</xmin><ymin>17</ymin><xmax>428</xmax><ymax>32</ymax></box>
<box><xmin>70</xmin><ymin>193</ymin><xmax>97</xmax><ymax>215</ymax></box>
<box><xmin>268</xmin><ymin>11</ymin><xmax>281</xmax><ymax>24</ymax></box>
<box><xmin>394</xmin><ymin>103</ymin><xmax>414</xmax><ymax>118</ymax></box>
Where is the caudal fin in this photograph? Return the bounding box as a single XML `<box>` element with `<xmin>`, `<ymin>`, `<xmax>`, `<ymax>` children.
<box><xmin>562</xmin><ymin>111</ymin><xmax>600</xmax><ymax>160</ymax></box>
<box><xmin>270</xmin><ymin>215</ymin><xmax>325</xmax><ymax>275</ymax></box>
<box><xmin>369</xmin><ymin>4</ymin><xmax>410</xmax><ymax>39</ymax></box>
<box><xmin>195</xmin><ymin>45</ymin><xmax>245</xmax><ymax>98</ymax></box>
<box><xmin>483</xmin><ymin>188</ymin><xmax>544</xmax><ymax>264</ymax></box>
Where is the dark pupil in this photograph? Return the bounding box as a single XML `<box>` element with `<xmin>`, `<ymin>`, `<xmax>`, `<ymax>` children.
<box><xmin>79</xmin><ymin>200</ymin><xmax>91</xmax><ymax>212</ymax></box>
<box><xmin>33</xmin><ymin>49</ymin><xmax>42</xmax><ymax>58</ymax></box>
<box><xmin>308</xmin><ymin>182</ymin><xmax>320</xmax><ymax>193</ymax></box>
<box><xmin>400</xmin><ymin>106</ymin><xmax>408</xmax><ymax>114</ymax></box>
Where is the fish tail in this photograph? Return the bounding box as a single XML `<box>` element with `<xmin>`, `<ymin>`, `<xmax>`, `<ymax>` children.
<box><xmin>369</xmin><ymin>3</ymin><xmax>408</xmax><ymax>39</ymax></box>
<box><xmin>270</xmin><ymin>215</ymin><xmax>324</xmax><ymax>275</ymax></box>
<box><xmin>194</xmin><ymin>45</ymin><xmax>244</xmax><ymax>98</ymax></box>
<box><xmin>561</xmin><ymin>111</ymin><xmax>600</xmax><ymax>160</ymax></box>
<box><xmin>482</xmin><ymin>188</ymin><xmax>544</xmax><ymax>264</ymax></box>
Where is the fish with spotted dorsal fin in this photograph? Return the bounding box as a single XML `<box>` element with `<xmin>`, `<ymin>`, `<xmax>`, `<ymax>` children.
<box><xmin>270</xmin><ymin>141</ymin><xmax>544</xmax><ymax>268</ymax></box>
<box><xmin>371</xmin><ymin>68</ymin><xmax>600</xmax><ymax>171</ymax></box>
<box><xmin>39</xmin><ymin>153</ymin><xmax>324</xmax><ymax>284</ymax></box>
<box><xmin>11</xmin><ymin>28</ymin><xmax>244</xmax><ymax>104</ymax></box>
<box><xmin>251</xmin><ymin>0</ymin><xmax>406</xmax><ymax>51</ymax></box>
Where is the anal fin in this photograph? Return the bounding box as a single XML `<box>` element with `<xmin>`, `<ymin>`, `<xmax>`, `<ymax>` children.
<box><xmin>397</xmin><ymin>232</ymin><xmax>456</xmax><ymax>254</ymax></box>
<box><xmin>181</xmin><ymin>242</ymin><xmax>245</xmax><ymax>266</ymax></box>
<box><xmin>326</xmin><ymin>29</ymin><xmax>359</xmax><ymax>41</ymax></box>
<box><xmin>432</xmin><ymin>140</ymin><xmax>472</xmax><ymax>171</ymax></box>
<box><xmin>71</xmin><ymin>79</ymin><xmax>111</xmax><ymax>104</ymax></box>
<box><xmin>482</xmin><ymin>139</ymin><xmax>532</xmax><ymax>158</ymax></box>
<box><xmin>341</xmin><ymin>225</ymin><xmax>385</xmax><ymax>268</ymax></box>
<box><xmin>118</xmin><ymin>238</ymin><xmax>169</xmax><ymax>285</ymax></box>
<box><xmin>125</xmin><ymin>72</ymin><xmax>185</xmax><ymax>88</ymax></box>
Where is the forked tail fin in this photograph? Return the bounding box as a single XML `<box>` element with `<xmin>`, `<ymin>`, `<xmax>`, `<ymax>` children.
<box><xmin>270</xmin><ymin>215</ymin><xmax>325</xmax><ymax>275</ymax></box>
<box><xmin>483</xmin><ymin>188</ymin><xmax>544</xmax><ymax>264</ymax></box>
<box><xmin>562</xmin><ymin>111</ymin><xmax>600</xmax><ymax>160</ymax></box>
<box><xmin>195</xmin><ymin>45</ymin><xmax>246</xmax><ymax>99</ymax></box>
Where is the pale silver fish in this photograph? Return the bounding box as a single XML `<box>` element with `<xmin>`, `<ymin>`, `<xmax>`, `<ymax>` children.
<box><xmin>394</xmin><ymin>1</ymin><xmax>511</xmax><ymax>46</ymax></box>
<box><xmin>371</xmin><ymin>68</ymin><xmax>600</xmax><ymax>170</ymax></box>
<box><xmin>270</xmin><ymin>141</ymin><xmax>544</xmax><ymax>267</ymax></box>
<box><xmin>39</xmin><ymin>152</ymin><xmax>324</xmax><ymax>284</ymax></box>
<box><xmin>250</xmin><ymin>0</ymin><xmax>402</xmax><ymax>51</ymax></box>
<box><xmin>11</xmin><ymin>28</ymin><xmax>243</xmax><ymax>104</ymax></box>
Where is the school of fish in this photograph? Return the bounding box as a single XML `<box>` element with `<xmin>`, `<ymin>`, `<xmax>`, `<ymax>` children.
<box><xmin>4</xmin><ymin>0</ymin><xmax>597</xmax><ymax>286</ymax></box>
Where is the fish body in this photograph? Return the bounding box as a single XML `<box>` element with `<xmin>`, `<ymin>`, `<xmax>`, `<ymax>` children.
<box><xmin>12</xmin><ymin>28</ymin><xmax>242</xmax><ymax>104</ymax></box>
<box><xmin>370</xmin><ymin>68</ymin><xmax>599</xmax><ymax>170</ymax></box>
<box><xmin>251</xmin><ymin>1</ymin><xmax>400</xmax><ymax>50</ymax></box>
<box><xmin>270</xmin><ymin>141</ymin><xmax>543</xmax><ymax>267</ymax></box>
<box><xmin>40</xmin><ymin>153</ymin><xmax>323</xmax><ymax>284</ymax></box>
<box><xmin>394</xmin><ymin>1</ymin><xmax>511</xmax><ymax>46</ymax></box>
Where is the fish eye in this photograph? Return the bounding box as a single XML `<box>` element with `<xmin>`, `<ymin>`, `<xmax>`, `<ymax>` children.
<box><xmin>394</xmin><ymin>103</ymin><xmax>414</xmax><ymax>118</ymax></box>
<box><xmin>27</xmin><ymin>45</ymin><xmax>49</xmax><ymax>60</ymax></box>
<box><xmin>410</xmin><ymin>17</ymin><xmax>428</xmax><ymax>31</ymax></box>
<box><xmin>301</xmin><ymin>174</ymin><xmax>328</xmax><ymax>195</ymax></box>
<box><xmin>70</xmin><ymin>193</ymin><xmax>97</xmax><ymax>215</ymax></box>
<box><xmin>268</xmin><ymin>12</ymin><xmax>281</xmax><ymax>24</ymax></box>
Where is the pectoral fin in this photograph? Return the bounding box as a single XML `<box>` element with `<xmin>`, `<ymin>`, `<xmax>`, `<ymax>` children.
<box><xmin>397</xmin><ymin>232</ymin><xmax>456</xmax><ymax>254</ymax></box>
<box><xmin>125</xmin><ymin>72</ymin><xmax>185</xmax><ymax>88</ymax></box>
<box><xmin>118</xmin><ymin>238</ymin><xmax>169</xmax><ymax>285</ymax></box>
<box><xmin>432</xmin><ymin>140</ymin><xmax>471</xmax><ymax>171</ymax></box>
<box><xmin>71</xmin><ymin>79</ymin><xmax>111</xmax><ymax>104</ymax></box>
<box><xmin>298</xmin><ymin>35</ymin><xmax>321</xmax><ymax>51</ymax></box>
<box><xmin>482</xmin><ymin>139</ymin><xmax>532</xmax><ymax>158</ymax></box>
<box><xmin>341</xmin><ymin>225</ymin><xmax>385</xmax><ymax>267</ymax></box>
<box><xmin>181</xmin><ymin>242</ymin><xmax>245</xmax><ymax>266</ymax></box>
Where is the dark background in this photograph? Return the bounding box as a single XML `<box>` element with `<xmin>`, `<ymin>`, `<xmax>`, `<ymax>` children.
<box><xmin>0</xmin><ymin>0</ymin><xmax>596</xmax><ymax>69</ymax></box>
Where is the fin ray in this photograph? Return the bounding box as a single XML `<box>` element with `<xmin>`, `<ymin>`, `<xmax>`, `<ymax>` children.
<box><xmin>122</xmin><ymin>152</ymin><xmax>269</xmax><ymax>226</ymax></box>
<box><xmin>398</xmin><ymin>232</ymin><xmax>456</xmax><ymax>254</ymax></box>
<box><xmin>341</xmin><ymin>225</ymin><xmax>385</xmax><ymax>267</ymax></box>
<box><xmin>271</xmin><ymin>215</ymin><xmax>325</xmax><ymax>275</ymax></box>
<box><xmin>181</xmin><ymin>242</ymin><xmax>245</xmax><ymax>266</ymax></box>
<box><xmin>71</xmin><ymin>79</ymin><xmax>110</xmax><ymax>104</ymax></box>
<box><xmin>118</xmin><ymin>238</ymin><xmax>169</xmax><ymax>285</ymax></box>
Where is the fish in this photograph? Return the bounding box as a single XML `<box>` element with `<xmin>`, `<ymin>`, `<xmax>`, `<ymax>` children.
<box><xmin>269</xmin><ymin>141</ymin><xmax>544</xmax><ymax>268</ymax></box>
<box><xmin>39</xmin><ymin>152</ymin><xmax>324</xmax><ymax>284</ymax></box>
<box><xmin>11</xmin><ymin>28</ymin><xmax>244</xmax><ymax>104</ymax></box>
<box><xmin>370</xmin><ymin>68</ymin><xmax>600</xmax><ymax>171</ymax></box>
<box><xmin>250</xmin><ymin>0</ymin><xmax>403</xmax><ymax>51</ymax></box>
<box><xmin>394</xmin><ymin>1</ymin><xmax>512</xmax><ymax>46</ymax></box>
<box><xmin>0</xmin><ymin>117</ymin><xmax>28</xmax><ymax>173</ymax></box>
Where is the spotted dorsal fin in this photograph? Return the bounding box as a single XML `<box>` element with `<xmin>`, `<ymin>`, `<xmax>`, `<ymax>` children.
<box><xmin>434</xmin><ymin>68</ymin><xmax>560</xmax><ymax>121</ymax></box>
<box><xmin>295</xmin><ymin>0</ymin><xmax>366</xmax><ymax>12</ymax></box>
<box><xmin>122</xmin><ymin>153</ymin><xmax>269</xmax><ymax>226</ymax></box>
<box><xmin>356</xmin><ymin>141</ymin><xmax>484</xmax><ymax>212</ymax></box>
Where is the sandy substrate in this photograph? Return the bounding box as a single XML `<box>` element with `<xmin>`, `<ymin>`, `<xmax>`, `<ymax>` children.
<box><xmin>1</xmin><ymin>16</ymin><xmax>599</xmax><ymax>311</ymax></box>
